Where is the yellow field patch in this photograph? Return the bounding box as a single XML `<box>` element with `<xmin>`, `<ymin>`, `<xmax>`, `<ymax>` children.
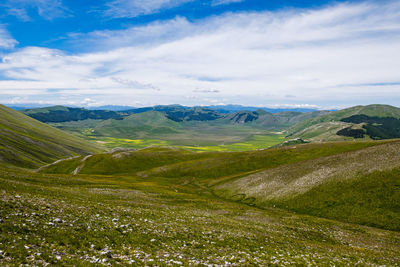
<box><xmin>89</xmin><ymin>134</ymin><xmax>285</xmax><ymax>152</ymax></box>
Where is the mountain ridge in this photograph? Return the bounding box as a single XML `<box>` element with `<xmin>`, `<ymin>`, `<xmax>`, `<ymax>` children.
<box><xmin>0</xmin><ymin>104</ymin><xmax>103</xmax><ymax>168</ymax></box>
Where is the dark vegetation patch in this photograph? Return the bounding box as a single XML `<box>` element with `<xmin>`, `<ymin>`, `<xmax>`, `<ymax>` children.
<box><xmin>228</xmin><ymin>111</ymin><xmax>260</xmax><ymax>123</ymax></box>
<box><xmin>123</xmin><ymin>105</ymin><xmax>224</xmax><ymax>122</ymax></box>
<box><xmin>23</xmin><ymin>106</ymin><xmax>123</xmax><ymax>123</ymax></box>
<box><xmin>340</xmin><ymin>115</ymin><xmax>400</xmax><ymax>139</ymax></box>
<box><xmin>336</xmin><ymin>127</ymin><xmax>365</xmax><ymax>139</ymax></box>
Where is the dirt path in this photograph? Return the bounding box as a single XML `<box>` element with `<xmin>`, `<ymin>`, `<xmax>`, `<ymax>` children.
<box><xmin>36</xmin><ymin>156</ymin><xmax>80</xmax><ymax>172</ymax></box>
<box><xmin>73</xmin><ymin>155</ymin><xmax>93</xmax><ymax>175</ymax></box>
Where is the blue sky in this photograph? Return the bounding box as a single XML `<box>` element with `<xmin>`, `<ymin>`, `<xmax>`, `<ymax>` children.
<box><xmin>0</xmin><ymin>0</ymin><xmax>399</xmax><ymax>108</ymax></box>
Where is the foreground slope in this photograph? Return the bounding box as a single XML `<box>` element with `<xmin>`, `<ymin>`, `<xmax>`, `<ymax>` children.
<box><xmin>1</xmin><ymin>114</ymin><xmax>399</xmax><ymax>265</ymax></box>
<box><xmin>40</xmin><ymin>141</ymin><xmax>381</xmax><ymax>176</ymax></box>
<box><xmin>1</xmin><ymin>165</ymin><xmax>399</xmax><ymax>265</ymax></box>
<box><xmin>214</xmin><ymin>140</ymin><xmax>400</xmax><ymax>230</ymax></box>
<box><xmin>39</xmin><ymin>140</ymin><xmax>400</xmax><ymax>231</ymax></box>
<box><xmin>0</xmin><ymin>104</ymin><xmax>102</xmax><ymax>168</ymax></box>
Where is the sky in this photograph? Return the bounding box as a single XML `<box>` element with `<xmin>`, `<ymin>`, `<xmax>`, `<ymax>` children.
<box><xmin>0</xmin><ymin>0</ymin><xmax>399</xmax><ymax>109</ymax></box>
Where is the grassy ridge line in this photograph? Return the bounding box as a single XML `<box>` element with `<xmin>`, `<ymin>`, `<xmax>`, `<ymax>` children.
<box><xmin>0</xmin><ymin>104</ymin><xmax>103</xmax><ymax>168</ymax></box>
<box><xmin>1</xmin><ymin>167</ymin><xmax>399</xmax><ymax>265</ymax></box>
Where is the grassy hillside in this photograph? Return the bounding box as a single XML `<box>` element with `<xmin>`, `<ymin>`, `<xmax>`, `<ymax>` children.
<box><xmin>214</xmin><ymin>140</ymin><xmax>400</xmax><ymax>230</ymax></box>
<box><xmin>40</xmin><ymin>139</ymin><xmax>400</xmax><ymax>231</ymax></box>
<box><xmin>272</xmin><ymin>167</ymin><xmax>400</xmax><ymax>230</ymax></box>
<box><xmin>1</xmin><ymin>110</ymin><xmax>399</xmax><ymax>265</ymax></box>
<box><xmin>0</xmin><ymin>105</ymin><xmax>102</xmax><ymax>168</ymax></box>
<box><xmin>288</xmin><ymin>104</ymin><xmax>400</xmax><ymax>141</ymax></box>
<box><xmin>40</xmin><ymin>140</ymin><xmax>381</xmax><ymax>177</ymax></box>
<box><xmin>92</xmin><ymin>111</ymin><xmax>182</xmax><ymax>139</ymax></box>
<box><xmin>1</xmin><ymin>161</ymin><xmax>399</xmax><ymax>265</ymax></box>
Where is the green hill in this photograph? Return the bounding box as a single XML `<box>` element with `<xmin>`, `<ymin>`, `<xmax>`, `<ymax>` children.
<box><xmin>1</xmin><ymin>113</ymin><xmax>399</xmax><ymax>265</ymax></box>
<box><xmin>2</xmin><ymin>152</ymin><xmax>399</xmax><ymax>265</ymax></box>
<box><xmin>0</xmin><ymin>104</ymin><xmax>102</xmax><ymax>168</ymax></box>
<box><xmin>288</xmin><ymin>104</ymin><xmax>400</xmax><ymax>141</ymax></box>
<box><xmin>40</xmin><ymin>139</ymin><xmax>400</xmax><ymax>231</ymax></box>
<box><xmin>213</xmin><ymin>140</ymin><xmax>400</xmax><ymax>230</ymax></box>
<box><xmin>91</xmin><ymin>111</ymin><xmax>182</xmax><ymax>139</ymax></box>
<box><xmin>22</xmin><ymin>105</ymin><xmax>124</xmax><ymax>122</ymax></box>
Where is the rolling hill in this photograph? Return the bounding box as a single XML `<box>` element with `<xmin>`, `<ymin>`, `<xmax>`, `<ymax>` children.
<box><xmin>35</xmin><ymin>106</ymin><xmax>329</xmax><ymax>149</ymax></box>
<box><xmin>91</xmin><ymin>111</ymin><xmax>182</xmax><ymax>139</ymax></box>
<box><xmin>0</xmin><ymin>105</ymin><xmax>102</xmax><ymax>168</ymax></box>
<box><xmin>214</xmin><ymin>140</ymin><xmax>400</xmax><ymax>230</ymax></box>
<box><xmin>288</xmin><ymin>104</ymin><xmax>400</xmax><ymax>141</ymax></box>
<box><xmin>1</xmin><ymin>103</ymin><xmax>399</xmax><ymax>265</ymax></box>
<box><xmin>39</xmin><ymin>138</ymin><xmax>400</xmax><ymax>230</ymax></box>
<box><xmin>22</xmin><ymin>105</ymin><xmax>124</xmax><ymax>122</ymax></box>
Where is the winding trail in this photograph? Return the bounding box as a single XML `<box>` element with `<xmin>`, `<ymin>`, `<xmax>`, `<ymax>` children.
<box><xmin>36</xmin><ymin>156</ymin><xmax>80</xmax><ymax>173</ymax></box>
<box><xmin>73</xmin><ymin>155</ymin><xmax>93</xmax><ymax>175</ymax></box>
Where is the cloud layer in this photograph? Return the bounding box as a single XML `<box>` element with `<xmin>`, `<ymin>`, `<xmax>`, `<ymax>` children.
<box><xmin>1</xmin><ymin>0</ymin><xmax>70</xmax><ymax>21</ymax></box>
<box><xmin>0</xmin><ymin>25</ymin><xmax>17</xmax><ymax>49</ymax></box>
<box><xmin>1</xmin><ymin>1</ymin><xmax>400</xmax><ymax>107</ymax></box>
<box><xmin>103</xmin><ymin>0</ymin><xmax>193</xmax><ymax>18</ymax></box>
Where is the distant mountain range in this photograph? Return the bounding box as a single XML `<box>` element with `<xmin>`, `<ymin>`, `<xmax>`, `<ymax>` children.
<box><xmin>19</xmin><ymin>104</ymin><xmax>324</xmax><ymax>124</ymax></box>
<box><xmin>13</xmin><ymin>103</ymin><xmax>400</xmax><ymax>146</ymax></box>
<box><xmin>7</xmin><ymin>103</ymin><xmax>320</xmax><ymax>112</ymax></box>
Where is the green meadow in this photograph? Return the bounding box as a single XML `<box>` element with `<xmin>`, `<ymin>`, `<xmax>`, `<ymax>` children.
<box><xmin>86</xmin><ymin>134</ymin><xmax>286</xmax><ymax>152</ymax></box>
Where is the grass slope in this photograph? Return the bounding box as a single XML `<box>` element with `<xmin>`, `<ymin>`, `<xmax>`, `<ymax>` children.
<box><xmin>41</xmin><ymin>139</ymin><xmax>400</xmax><ymax>232</ymax></box>
<box><xmin>92</xmin><ymin>111</ymin><xmax>182</xmax><ymax>139</ymax></box>
<box><xmin>214</xmin><ymin>140</ymin><xmax>400</xmax><ymax>230</ymax></box>
<box><xmin>0</xmin><ymin>104</ymin><xmax>102</xmax><ymax>168</ymax></box>
<box><xmin>40</xmin><ymin>140</ymin><xmax>382</xmax><ymax>178</ymax></box>
<box><xmin>272</xmin><ymin>167</ymin><xmax>400</xmax><ymax>231</ymax></box>
<box><xmin>1</xmin><ymin>165</ymin><xmax>399</xmax><ymax>265</ymax></box>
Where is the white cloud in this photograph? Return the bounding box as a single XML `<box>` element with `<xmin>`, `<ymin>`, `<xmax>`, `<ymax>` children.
<box><xmin>103</xmin><ymin>0</ymin><xmax>193</xmax><ymax>18</ymax></box>
<box><xmin>68</xmin><ymin>17</ymin><xmax>196</xmax><ymax>51</ymax></box>
<box><xmin>0</xmin><ymin>25</ymin><xmax>17</xmax><ymax>49</ymax></box>
<box><xmin>1</xmin><ymin>0</ymin><xmax>70</xmax><ymax>21</ymax></box>
<box><xmin>1</xmin><ymin>1</ymin><xmax>400</xmax><ymax>107</ymax></box>
<box><xmin>211</xmin><ymin>0</ymin><xmax>244</xmax><ymax>6</ymax></box>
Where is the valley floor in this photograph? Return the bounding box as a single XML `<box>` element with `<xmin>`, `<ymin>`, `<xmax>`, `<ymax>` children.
<box><xmin>1</xmin><ymin>166</ymin><xmax>399</xmax><ymax>266</ymax></box>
